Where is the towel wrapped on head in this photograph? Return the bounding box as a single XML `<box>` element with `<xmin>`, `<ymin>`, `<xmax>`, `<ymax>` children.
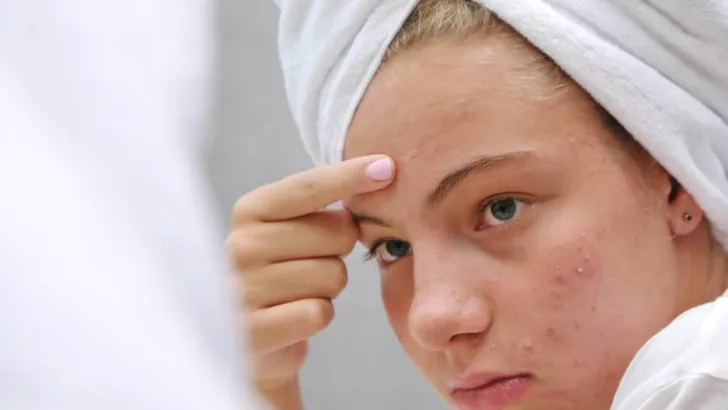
<box><xmin>271</xmin><ymin>0</ymin><xmax>728</xmax><ymax>249</ymax></box>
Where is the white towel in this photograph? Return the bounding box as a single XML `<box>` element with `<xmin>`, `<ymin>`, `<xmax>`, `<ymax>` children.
<box><xmin>272</xmin><ymin>0</ymin><xmax>728</xmax><ymax>250</ymax></box>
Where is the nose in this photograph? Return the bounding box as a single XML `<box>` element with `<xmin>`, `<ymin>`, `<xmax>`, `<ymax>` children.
<box><xmin>407</xmin><ymin>248</ymin><xmax>494</xmax><ymax>351</ymax></box>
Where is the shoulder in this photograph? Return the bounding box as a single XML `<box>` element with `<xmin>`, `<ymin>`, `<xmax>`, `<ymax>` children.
<box><xmin>611</xmin><ymin>291</ymin><xmax>728</xmax><ymax>410</ymax></box>
<box><xmin>615</xmin><ymin>374</ymin><xmax>728</xmax><ymax>410</ymax></box>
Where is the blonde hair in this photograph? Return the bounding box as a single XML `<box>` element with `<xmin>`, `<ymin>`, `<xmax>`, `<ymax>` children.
<box><xmin>385</xmin><ymin>0</ymin><xmax>499</xmax><ymax>62</ymax></box>
<box><xmin>384</xmin><ymin>0</ymin><xmax>566</xmax><ymax>91</ymax></box>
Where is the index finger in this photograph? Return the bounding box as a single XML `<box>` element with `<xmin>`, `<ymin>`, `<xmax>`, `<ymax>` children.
<box><xmin>233</xmin><ymin>155</ymin><xmax>395</xmax><ymax>224</ymax></box>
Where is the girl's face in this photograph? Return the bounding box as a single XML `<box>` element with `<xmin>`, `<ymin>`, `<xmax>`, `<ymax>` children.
<box><xmin>343</xmin><ymin>36</ymin><xmax>701</xmax><ymax>410</ymax></box>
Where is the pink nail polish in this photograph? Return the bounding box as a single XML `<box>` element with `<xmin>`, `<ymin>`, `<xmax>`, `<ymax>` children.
<box><xmin>366</xmin><ymin>158</ymin><xmax>393</xmax><ymax>181</ymax></box>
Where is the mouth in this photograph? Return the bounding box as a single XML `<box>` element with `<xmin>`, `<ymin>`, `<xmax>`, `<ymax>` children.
<box><xmin>450</xmin><ymin>373</ymin><xmax>532</xmax><ymax>410</ymax></box>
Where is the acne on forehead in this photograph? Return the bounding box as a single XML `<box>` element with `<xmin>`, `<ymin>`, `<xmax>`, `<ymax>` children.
<box><xmin>345</xmin><ymin>38</ymin><xmax>605</xmax><ymax>164</ymax></box>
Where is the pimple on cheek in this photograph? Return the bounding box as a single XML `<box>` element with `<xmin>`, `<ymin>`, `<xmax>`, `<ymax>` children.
<box><xmin>547</xmin><ymin>245</ymin><xmax>604</xmax><ymax>308</ymax></box>
<box><xmin>570</xmin><ymin>244</ymin><xmax>602</xmax><ymax>280</ymax></box>
<box><xmin>521</xmin><ymin>339</ymin><xmax>535</xmax><ymax>357</ymax></box>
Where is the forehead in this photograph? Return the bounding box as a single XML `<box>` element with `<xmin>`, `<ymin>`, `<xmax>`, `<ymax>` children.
<box><xmin>344</xmin><ymin>36</ymin><xmax>605</xmax><ymax>170</ymax></box>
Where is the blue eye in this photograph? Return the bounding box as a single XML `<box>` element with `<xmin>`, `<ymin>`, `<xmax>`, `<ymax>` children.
<box><xmin>480</xmin><ymin>197</ymin><xmax>525</xmax><ymax>228</ymax></box>
<box><xmin>368</xmin><ymin>239</ymin><xmax>412</xmax><ymax>264</ymax></box>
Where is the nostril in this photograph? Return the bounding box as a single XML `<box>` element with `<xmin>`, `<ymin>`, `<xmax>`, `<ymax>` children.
<box><xmin>449</xmin><ymin>332</ymin><xmax>485</xmax><ymax>349</ymax></box>
<box><xmin>408</xmin><ymin>294</ymin><xmax>493</xmax><ymax>351</ymax></box>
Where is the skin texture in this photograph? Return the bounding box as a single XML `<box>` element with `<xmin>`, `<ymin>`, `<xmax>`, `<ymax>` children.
<box><xmin>343</xmin><ymin>35</ymin><xmax>726</xmax><ymax>409</ymax></box>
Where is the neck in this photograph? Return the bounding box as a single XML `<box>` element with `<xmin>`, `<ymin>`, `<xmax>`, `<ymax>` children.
<box><xmin>674</xmin><ymin>231</ymin><xmax>728</xmax><ymax>313</ymax></box>
<box><xmin>708</xmin><ymin>245</ymin><xmax>728</xmax><ymax>297</ymax></box>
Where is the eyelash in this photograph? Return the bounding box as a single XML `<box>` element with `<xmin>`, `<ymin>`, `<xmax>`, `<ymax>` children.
<box><xmin>364</xmin><ymin>194</ymin><xmax>529</xmax><ymax>265</ymax></box>
<box><xmin>364</xmin><ymin>238</ymin><xmax>391</xmax><ymax>262</ymax></box>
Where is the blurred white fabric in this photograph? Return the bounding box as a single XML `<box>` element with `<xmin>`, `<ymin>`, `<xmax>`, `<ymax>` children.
<box><xmin>0</xmin><ymin>1</ymin><xmax>265</xmax><ymax>409</ymax></box>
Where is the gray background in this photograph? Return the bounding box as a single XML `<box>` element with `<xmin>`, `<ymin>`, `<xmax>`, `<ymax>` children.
<box><xmin>210</xmin><ymin>1</ymin><xmax>446</xmax><ymax>409</ymax></box>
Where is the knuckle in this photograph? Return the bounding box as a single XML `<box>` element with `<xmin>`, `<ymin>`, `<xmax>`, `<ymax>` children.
<box><xmin>339</xmin><ymin>221</ymin><xmax>359</xmax><ymax>248</ymax></box>
<box><xmin>323</xmin><ymin>258</ymin><xmax>348</xmax><ymax>296</ymax></box>
<box><xmin>232</xmin><ymin>195</ymin><xmax>256</xmax><ymax>223</ymax></box>
<box><xmin>297</xmin><ymin>177</ymin><xmax>317</xmax><ymax>199</ymax></box>
<box><xmin>227</xmin><ymin>228</ymin><xmax>264</xmax><ymax>269</ymax></box>
<box><xmin>245</xmin><ymin>313</ymin><xmax>268</xmax><ymax>353</ymax></box>
<box><xmin>324</xmin><ymin>213</ymin><xmax>359</xmax><ymax>254</ymax></box>
<box><xmin>238</xmin><ymin>276</ymin><xmax>263</xmax><ymax>307</ymax></box>
<box><xmin>300</xmin><ymin>212</ymin><xmax>357</xmax><ymax>255</ymax></box>
<box><xmin>302</xmin><ymin>299</ymin><xmax>334</xmax><ymax>331</ymax></box>
<box><xmin>232</xmin><ymin>187</ymin><xmax>272</xmax><ymax>224</ymax></box>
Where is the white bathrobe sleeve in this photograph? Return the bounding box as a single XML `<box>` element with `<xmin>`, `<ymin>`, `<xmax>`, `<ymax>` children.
<box><xmin>611</xmin><ymin>292</ymin><xmax>728</xmax><ymax>410</ymax></box>
<box><xmin>0</xmin><ymin>1</ymin><xmax>266</xmax><ymax>409</ymax></box>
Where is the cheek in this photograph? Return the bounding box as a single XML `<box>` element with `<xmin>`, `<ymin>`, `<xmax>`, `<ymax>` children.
<box><xmin>545</xmin><ymin>236</ymin><xmax>603</xmax><ymax>312</ymax></box>
<box><xmin>519</xmin><ymin>234</ymin><xmax>631</xmax><ymax>383</ymax></box>
<box><xmin>519</xmin><ymin>231</ymin><xmax>650</xmax><ymax>389</ymax></box>
<box><xmin>380</xmin><ymin>265</ymin><xmax>415</xmax><ymax>347</ymax></box>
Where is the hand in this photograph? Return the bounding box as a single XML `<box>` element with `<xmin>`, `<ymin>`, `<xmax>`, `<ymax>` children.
<box><xmin>228</xmin><ymin>155</ymin><xmax>395</xmax><ymax>408</ymax></box>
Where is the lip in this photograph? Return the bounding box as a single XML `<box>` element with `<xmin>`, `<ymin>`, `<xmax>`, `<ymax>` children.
<box><xmin>450</xmin><ymin>373</ymin><xmax>532</xmax><ymax>410</ymax></box>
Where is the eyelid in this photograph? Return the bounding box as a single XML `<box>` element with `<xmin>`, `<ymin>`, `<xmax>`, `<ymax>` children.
<box><xmin>479</xmin><ymin>193</ymin><xmax>517</xmax><ymax>208</ymax></box>
<box><xmin>478</xmin><ymin>193</ymin><xmax>531</xmax><ymax>213</ymax></box>
<box><xmin>476</xmin><ymin>194</ymin><xmax>531</xmax><ymax>230</ymax></box>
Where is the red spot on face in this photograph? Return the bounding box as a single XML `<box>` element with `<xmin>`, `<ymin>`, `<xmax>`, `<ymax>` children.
<box><xmin>522</xmin><ymin>341</ymin><xmax>535</xmax><ymax>356</ymax></box>
<box><xmin>576</xmin><ymin>266</ymin><xmax>596</xmax><ymax>279</ymax></box>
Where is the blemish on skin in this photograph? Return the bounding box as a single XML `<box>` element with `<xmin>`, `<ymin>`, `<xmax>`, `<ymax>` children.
<box><xmin>550</xmin><ymin>289</ymin><xmax>563</xmax><ymax>305</ymax></box>
<box><xmin>522</xmin><ymin>341</ymin><xmax>534</xmax><ymax>355</ymax></box>
<box><xmin>574</xmin><ymin>359</ymin><xmax>586</xmax><ymax>368</ymax></box>
<box><xmin>576</xmin><ymin>265</ymin><xmax>596</xmax><ymax>279</ymax></box>
<box><xmin>600</xmin><ymin>331</ymin><xmax>606</xmax><ymax>336</ymax></box>
<box><xmin>574</xmin><ymin>321</ymin><xmax>582</xmax><ymax>330</ymax></box>
<box><xmin>546</xmin><ymin>328</ymin><xmax>556</xmax><ymax>338</ymax></box>
<box><xmin>490</xmin><ymin>344</ymin><xmax>497</xmax><ymax>351</ymax></box>
<box><xmin>591</xmin><ymin>305</ymin><xmax>597</xmax><ymax>312</ymax></box>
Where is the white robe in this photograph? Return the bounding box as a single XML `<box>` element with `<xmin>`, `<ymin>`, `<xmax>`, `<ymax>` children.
<box><xmin>612</xmin><ymin>291</ymin><xmax>728</xmax><ymax>410</ymax></box>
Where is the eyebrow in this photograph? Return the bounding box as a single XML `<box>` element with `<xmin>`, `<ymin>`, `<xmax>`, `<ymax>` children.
<box><xmin>351</xmin><ymin>151</ymin><xmax>531</xmax><ymax>227</ymax></box>
<box><xmin>427</xmin><ymin>151</ymin><xmax>530</xmax><ymax>208</ymax></box>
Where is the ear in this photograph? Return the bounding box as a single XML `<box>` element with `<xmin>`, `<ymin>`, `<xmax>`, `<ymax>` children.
<box><xmin>665</xmin><ymin>176</ymin><xmax>703</xmax><ymax>238</ymax></box>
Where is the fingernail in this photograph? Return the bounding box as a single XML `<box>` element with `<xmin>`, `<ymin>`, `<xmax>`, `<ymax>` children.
<box><xmin>366</xmin><ymin>158</ymin><xmax>393</xmax><ymax>181</ymax></box>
